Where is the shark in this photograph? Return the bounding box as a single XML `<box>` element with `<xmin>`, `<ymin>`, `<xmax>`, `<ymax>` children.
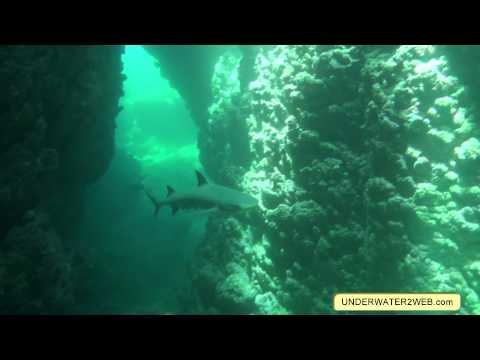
<box><xmin>144</xmin><ymin>170</ymin><xmax>258</xmax><ymax>216</ymax></box>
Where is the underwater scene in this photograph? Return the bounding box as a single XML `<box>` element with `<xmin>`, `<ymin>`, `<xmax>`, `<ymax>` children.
<box><xmin>0</xmin><ymin>45</ymin><xmax>479</xmax><ymax>315</ymax></box>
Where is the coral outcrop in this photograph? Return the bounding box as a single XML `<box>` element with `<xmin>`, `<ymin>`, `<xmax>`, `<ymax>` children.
<box><xmin>0</xmin><ymin>45</ymin><xmax>123</xmax><ymax>313</ymax></box>
<box><xmin>189</xmin><ymin>45</ymin><xmax>480</xmax><ymax>314</ymax></box>
<box><xmin>144</xmin><ymin>45</ymin><xmax>228</xmax><ymax>129</ymax></box>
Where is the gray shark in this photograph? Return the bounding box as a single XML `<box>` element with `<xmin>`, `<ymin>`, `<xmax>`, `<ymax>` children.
<box><xmin>145</xmin><ymin>170</ymin><xmax>258</xmax><ymax>216</ymax></box>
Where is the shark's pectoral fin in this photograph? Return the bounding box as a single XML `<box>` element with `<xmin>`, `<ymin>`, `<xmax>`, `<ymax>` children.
<box><xmin>171</xmin><ymin>205</ymin><xmax>179</xmax><ymax>216</ymax></box>
<box><xmin>195</xmin><ymin>170</ymin><xmax>208</xmax><ymax>187</ymax></box>
<box><xmin>166</xmin><ymin>185</ymin><xmax>175</xmax><ymax>197</ymax></box>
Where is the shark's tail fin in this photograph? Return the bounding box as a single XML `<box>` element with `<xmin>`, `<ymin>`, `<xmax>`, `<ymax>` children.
<box><xmin>144</xmin><ymin>189</ymin><xmax>162</xmax><ymax>216</ymax></box>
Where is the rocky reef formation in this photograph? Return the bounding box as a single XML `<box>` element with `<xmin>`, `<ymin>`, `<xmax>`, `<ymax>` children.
<box><xmin>188</xmin><ymin>45</ymin><xmax>480</xmax><ymax>314</ymax></box>
<box><xmin>0</xmin><ymin>45</ymin><xmax>123</xmax><ymax>313</ymax></box>
<box><xmin>144</xmin><ymin>45</ymin><xmax>258</xmax><ymax>187</ymax></box>
<box><xmin>144</xmin><ymin>45</ymin><xmax>228</xmax><ymax>129</ymax></box>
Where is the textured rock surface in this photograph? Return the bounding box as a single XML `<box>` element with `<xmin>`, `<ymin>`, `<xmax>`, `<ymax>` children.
<box><xmin>0</xmin><ymin>45</ymin><xmax>123</xmax><ymax>313</ymax></box>
<box><xmin>144</xmin><ymin>45</ymin><xmax>229</xmax><ymax>129</ymax></box>
<box><xmin>188</xmin><ymin>45</ymin><xmax>480</xmax><ymax>314</ymax></box>
<box><xmin>145</xmin><ymin>45</ymin><xmax>253</xmax><ymax>187</ymax></box>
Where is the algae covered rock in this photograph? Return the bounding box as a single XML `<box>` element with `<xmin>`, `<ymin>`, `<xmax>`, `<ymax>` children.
<box><xmin>187</xmin><ymin>45</ymin><xmax>480</xmax><ymax>315</ymax></box>
<box><xmin>454</xmin><ymin>137</ymin><xmax>480</xmax><ymax>175</ymax></box>
<box><xmin>216</xmin><ymin>263</ymin><xmax>258</xmax><ymax>313</ymax></box>
<box><xmin>0</xmin><ymin>210</ymin><xmax>74</xmax><ymax>313</ymax></box>
<box><xmin>0</xmin><ymin>45</ymin><xmax>123</xmax><ymax>314</ymax></box>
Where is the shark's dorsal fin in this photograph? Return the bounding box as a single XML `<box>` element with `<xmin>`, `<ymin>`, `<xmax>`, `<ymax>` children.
<box><xmin>195</xmin><ymin>170</ymin><xmax>208</xmax><ymax>187</ymax></box>
<box><xmin>166</xmin><ymin>185</ymin><xmax>175</xmax><ymax>197</ymax></box>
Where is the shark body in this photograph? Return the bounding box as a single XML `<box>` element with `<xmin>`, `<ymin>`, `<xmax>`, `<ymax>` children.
<box><xmin>145</xmin><ymin>170</ymin><xmax>258</xmax><ymax>216</ymax></box>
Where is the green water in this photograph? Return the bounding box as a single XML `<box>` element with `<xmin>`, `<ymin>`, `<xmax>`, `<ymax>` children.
<box><xmin>76</xmin><ymin>45</ymin><xmax>207</xmax><ymax>314</ymax></box>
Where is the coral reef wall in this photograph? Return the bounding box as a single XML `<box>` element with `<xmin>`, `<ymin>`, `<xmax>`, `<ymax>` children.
<box><xmin>144</xmin><ymin>45</ymin><xmax>252</xmax><ymax>186</ymax></box>
<box><xmin>189</xmin><ymin>45</ymin><xmax>480</xmax><ymax>314</ymax></box>
<box><xmin>0</xmin><ymin>45</ymin><xmax>123</xmax><ymax>313</ymax></box>
<box><xmin>144</xmin><ymin>45</ymin><xmax>227</xmax><ymax>129</ymax></box>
